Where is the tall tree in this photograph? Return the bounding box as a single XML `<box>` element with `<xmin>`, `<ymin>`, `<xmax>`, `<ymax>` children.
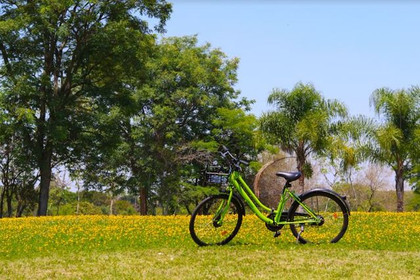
<box><xmin>80</xmin><ymin>36</ymin><xmax>249</xmax><ymax>214</ymax></box>
<box><xmin>369</xmin><ymin>87</ymin><xmax>420</xmax><ymax>212</ymax></box>
<box><xmin>260</xmin><ymin>82</ymin><xmax>347</xmax><ymax>192</ymax></box>
<box><xmin>0</xmin><ymin>0</ymin><xmax>171</xmax><ymax>215</ymax></box>
<box><xmin>0</xmin><ymin>98</ymin><xmax>38</xmax><ymax>217</ymax></box>
<box><xmin>322</xmin><ymin>115</ymin><xmax>376</xmax><ymax>208</ymax></box>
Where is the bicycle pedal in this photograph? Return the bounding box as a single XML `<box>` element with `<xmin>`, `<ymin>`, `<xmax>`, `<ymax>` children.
<box><xmin>273</xmin><ymin>231</ymin><xmax>281</xmax><ymax>238</ymax></box>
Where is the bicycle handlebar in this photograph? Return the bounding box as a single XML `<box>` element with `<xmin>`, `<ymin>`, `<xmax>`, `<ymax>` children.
<box><xmin>218</xmin><ymin>146</ymin><xmax>249</xmax><ymax>171</ymax></box>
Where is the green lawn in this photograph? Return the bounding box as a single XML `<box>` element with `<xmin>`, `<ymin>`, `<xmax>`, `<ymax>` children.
<box><xmin>0</xmin><ymin>213</ymin><xmax>419</xmax><ymax>279</ymax></box>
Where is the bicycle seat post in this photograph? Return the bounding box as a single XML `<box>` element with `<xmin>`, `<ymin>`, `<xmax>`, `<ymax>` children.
<box><xmin>280</xmin><ymin>181</ymin><xmax>291</xmax><ymax>196</ymax></box>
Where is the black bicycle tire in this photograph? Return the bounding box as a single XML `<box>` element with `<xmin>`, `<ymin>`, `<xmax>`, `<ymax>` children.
<box><xmin>288</xmin><ymin>190</ymin><xmax>349</xmax><ymax>244</ymax></box>
<box><xmin>189</xmin><ymin>194</ymin><xmax>243</xmax><ymax>246</ymax></box>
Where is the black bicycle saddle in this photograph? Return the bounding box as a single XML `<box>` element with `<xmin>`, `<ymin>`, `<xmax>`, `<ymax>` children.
<box><xmin>275</xmin><ymin>171</ymin><xmax>301</xmax><ymax>182</ymax></box>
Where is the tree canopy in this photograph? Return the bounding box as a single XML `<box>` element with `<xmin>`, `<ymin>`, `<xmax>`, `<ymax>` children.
<box><xmin>369</xmin><ymin>86</ymin><xmax>420</xmax><ymax>211</ymax></box>
<box><xmin>0</xmin><ymin>0</ymin><xmax>172</xmax><ymax>215</ymax></box>
<box><xmin>78</xmin><ymin>36</ymin><xmax>257</xmax><ymax>214</ymax></box>
<box><xmin>260</xmin><ymin>82</ymin><xmax>347</xmax><ymax>192</ymax></box>
<box><xmin>0</xmin><ymin>2</ymin><xmax>419</xmax><ymax>216</ymax></box>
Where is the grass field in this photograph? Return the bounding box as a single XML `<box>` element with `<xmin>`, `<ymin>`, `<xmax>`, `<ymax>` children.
<box><xmin>0</xmin><ymin>212</ymin><xmax>419</xmax><ymax>279</ymax></box>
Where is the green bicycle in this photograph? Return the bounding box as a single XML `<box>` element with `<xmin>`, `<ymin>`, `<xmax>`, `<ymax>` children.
<box><xmin>189</xmin><ymin>146</ymin><xmax>350</xmax><ymax>246</ymax></box>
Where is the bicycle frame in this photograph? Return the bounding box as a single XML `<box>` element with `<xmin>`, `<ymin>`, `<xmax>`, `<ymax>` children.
<box><xmin>225</xmin><ymin>171</ymin><xmax>321</xmax><ymax>226</ymax></box>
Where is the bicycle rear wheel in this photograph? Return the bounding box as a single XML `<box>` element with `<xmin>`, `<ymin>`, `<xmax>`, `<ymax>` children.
<box><xmin>288</xmin><ymin>190</ymin><xmax>349</xmax><ymax>244</ymax></box>
<box><xmin>189</xmin><ymin>194</ymin><xmax>243</xmax><ymax>246</ymax></box>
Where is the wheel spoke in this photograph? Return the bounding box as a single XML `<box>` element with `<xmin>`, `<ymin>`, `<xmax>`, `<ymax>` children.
<box><xmin>289</xmin><ymin>192</ymin><xmax>348</xmax><ymax>244</ymax></box>
<box><xmin>190</xmin><ymin>194</ymin><xmax>242</xmax><ymax>246</ymax></box>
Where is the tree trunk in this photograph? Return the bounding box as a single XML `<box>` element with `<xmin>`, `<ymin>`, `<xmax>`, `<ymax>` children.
<box><xmin>56</xmin><ymin>199</ymin><xmax>61</xmax><ymax>215</ymax></box>
<box><xmin>16</xmin><ymin>203</ymin><xmax>26</xmax><ymax>217</ymax></box>
<box><xmin>6</xmin><ymin>190</ymin><xmax>12</xmax><ymax>217</ymax></box>
<box><xmin>76</xmin><ymin>190</ymin><xmax>80</xmax><ymax>215</ymax></box>
<box><xmin>395</xmin><ymin>167</ymin><xmax>404</xmax><ymax>212</ymax></box>
<box><xmin>139</xmin><ymin>187</ymin><xmax>147</xmax><ymax>215</ymax></box>
<box><xmin>37</xmin><ymin>150</ymin><xmax>52</xmax><ymax>216</ymax></box>
<box><xmin>184</xmin><ymin>204</ymin><xmax>191</xmax><ymax>215</ymax></box>
<box><xmin>296</xmin><ymin>157</ymin><xmax>305</xmax><ymax>193</ymax></box>
<box><xmin>298</xmin><ymin>174</ymin><xmax>305</xmax><ymax>193</ymax></box>
<box><xmin>296</xmin><ymin>143</ymin><xmax>306</xmax><ymax>193</ymax></box>
<box><xmin>0</xmin><ymin>186</ymin><xmax>5</xmax><ymax>218</ymax></box>
<box><xmin>110</xmin><ymin>197</ymin><xmax>114</xmax><ymax>215</ymax></box>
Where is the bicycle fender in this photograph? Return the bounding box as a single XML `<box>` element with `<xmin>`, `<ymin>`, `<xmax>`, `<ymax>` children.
<box><xmin>296</xmin><ymin>188</ymin><xmax>351</xmax><ymax>216</ymax></box>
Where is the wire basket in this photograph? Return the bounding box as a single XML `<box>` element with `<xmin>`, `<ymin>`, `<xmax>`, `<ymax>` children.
<box><xmin>205</xmin><ymin>165</ymin><xmax>229</xmax><ymax>186</ymax></box>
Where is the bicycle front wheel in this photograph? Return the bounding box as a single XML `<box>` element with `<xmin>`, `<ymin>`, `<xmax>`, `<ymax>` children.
<box><xmin>288</xmin><ymin>190</ymin><xmax>349</xmax><ymax>244</ymax></box>
<box><xmin>189</xmin><ymin>194</ymin><xmax>243</xmax><ymax>246</ymax></box>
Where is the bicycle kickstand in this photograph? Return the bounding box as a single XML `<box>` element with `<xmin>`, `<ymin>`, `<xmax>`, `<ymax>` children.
<box><xmin>296</xmin><ymin>224</ymin><xmax>304</xmax><ymax>244</ymax></box>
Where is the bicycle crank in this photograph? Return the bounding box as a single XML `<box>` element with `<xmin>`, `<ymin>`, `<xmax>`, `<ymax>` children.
<box><xmin>265</xmin><ymin>212</ymin><xmax>287</xmax><ymax>232</ymax></box>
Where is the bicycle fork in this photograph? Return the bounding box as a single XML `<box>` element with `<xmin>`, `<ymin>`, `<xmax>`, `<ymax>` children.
<box><xmin>213</xmin><ymin>189</ymin><xmax>234</xmax><ymax>226</ymax></box>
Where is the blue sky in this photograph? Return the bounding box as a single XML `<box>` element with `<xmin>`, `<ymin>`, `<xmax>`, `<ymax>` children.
<box><xmin>163</xmin><ymin>1</ymin><xmax>420</xmax><ymax>118</ymax></box>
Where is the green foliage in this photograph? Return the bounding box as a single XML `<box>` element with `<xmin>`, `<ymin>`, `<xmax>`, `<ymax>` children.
<box><xmin>81</xmin><ymin>191</ymin><xmax>109</xmax><ymax>207</ymax></box>
<box><xmin>407</xmin><ymin>192</ymin><xmax>420</xmax><ymax>211</ymax></box>
<box><xmin>262</xmin><ymin>82</ymin><xmax>347</xmax><ymax>154</ymax></box>
<box><xmin>212</xmin><ymin>107</ymin><xmax>263</xmax><ymax>158</ymax></box>
<box><xmin>261</xmin><ymin>82</ymin><xmax>347</xmax><ymax>190</ymax></box>
<box><xmin>0</xmin><ymin>0</ymin><xmax>172</xmax><ymax>215</ymax></box>
<box><xmin>113</xmin><ymin>200</ymin><xmax>137</xmax><ymax>215</ymax></box>
<box><xmin>48</xmin><ymin>185</ymin><xmax>77</xmax><ymax>215</ymax></box>
<box><xmin>408</xmin><ymin>127</ymin><xmax>420</xmax><ymax>192</ymax></box>
<box><xmin>79</xmin><ymin>35</ymin><xmax>256</xmax><ymax>214</ymax></box>
<box><xmin>59</xmin><ymin>202</ymin><xmax>103</xmax><ymax>215</ymax></box>
<box><xmin>190</xmin><ymin>140</ymin><xmax>219</xmax><ymax>153</ymax></box>
<box><xmin>369</xmin><ymin>87</ymin><xmax>419</xmax><ymax>167</ymax></box>
<box><xmin>176</xmin><ymin>183</ymin><xmax>218</xmax><ymax>214</ymax></box>
<box><xmin>1</xmin><ymin>1</ymin><xmax>418</xmax><ymax>217</ymax></box>
<box><xmin>322</xmin><ymin>115</ymin><xmax>376</xmax><ymax>187</ymax></box>
<box><xmin>368</xmin><ymin>86</ymin><xmax>420</xmax><ymax>211</ymax></box>
<box><xmin>0</xmin><ymin>92</ymin><xmax>38</xmax><ymax>217</ymax></box>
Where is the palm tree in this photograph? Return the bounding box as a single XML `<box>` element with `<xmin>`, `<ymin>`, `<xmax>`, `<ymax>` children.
<box><xmin>260</xmin><ymin>82</ymin><xmax>347</xmax><ymax>192</ymax></box>
<box><xmin>369</xmin><ymin>87</ymin><xmax>420</xmax><ymax>212</ymax></box>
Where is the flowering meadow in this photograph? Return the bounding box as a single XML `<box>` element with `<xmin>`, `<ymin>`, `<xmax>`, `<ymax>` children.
<box><xmin>0</xmin><ymin>212</ymin><xmax>419</xmax><ymax>260</ymax></box>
